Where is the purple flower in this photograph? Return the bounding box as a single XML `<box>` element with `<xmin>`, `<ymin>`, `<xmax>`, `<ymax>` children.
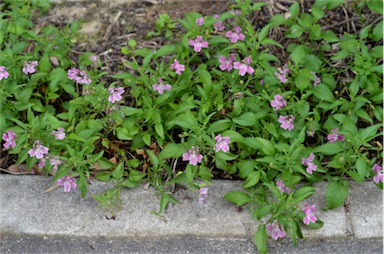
<box><xmin>303</xmin><ymin>204</ymin><xmax>317</xmax><ymax>225</ymax></box>
<box><xmin>2</xmin><ymin>130</ymin><xmax>17</xmax><ymax>149</ymax></box>
<box><xmin>266</xmin><ymin>220</ymin><xmax>286</xmax><ymax>240</ymax></box>
<box><xmin>38</xmin><ymin>159</ymin><xmax>46</xmax><ymax>168</ymax></box>
<box><xmin>302</xmin><ymin>153</ymin><xmax>317</xmax><ymax>174</ymax></box>
<box><xmin>276</xmin><ymin>179</ymin><xmax>291</xmax><ymax>194</ymax></box>
<box><xmin>57</xmin><ymin>176</ymin><xmax>77</xmax><ymax>192</ymax></box>
<box><xmin>311</xmin><ymin>71</ymin><xmax>321</xmax><ymax>87</ymax></box>
<box><xmin>278</xmin><ymin>115</ymin><xmax>295</xmax><ymax>131</ymax></box>
<box><xmin>327</xmin><ymin>128</ymin><xmax>344</xmax><ymax>143</ymax></box>
<box><xmin>49</xmin><ymin>156</ymin><xmax>64</xmax><ymax>173</ymax></box>
<box><xmin>372</xmin><ymin>163</ymin><xmax>384</xmax><ymax>184</ymax></box>
<box><xmin>28</xmin><ymin>140</ymin><xmax>49</xmax><ymax>159</ymax></box>
<box><xmin>260</xmin><ymin>79</ymin><xmax>264</xmax><ymax>85</ymax></box>
<box><xmin>195</xmin><ymin>17</ymin><xmax>204</xmax><ymax>26</ymax></box>
<box><xmin>182</xmin><ymin>146</ymin><xmax>203</xmax><ymax>166</ymax></box>
<box><xmin>218</xmin><ymin>54</ymin><xmax>236</xmax><ymax>72</ymax></box>
<box><xmin>108</xmin><ymin>87</ymin><xmax>125</xmax><ymax>103</ymax></box>
<box><xmin>233</xmin><ymin>56</ymin><xmax>254</xmax><ymax>76</ymax></box>
<box><xmin>270</xmin><ymin>94</ymin><xmax>287</xmax><ymax>111</ymax></box>
<box><xmin>22</xmin><ymin>61</ymin><xmax>38</xmax><ymax>74</ymax></box>
<box><xmin>89</xmin><ymin>55</ymin><xmax>99</xmax><ymax>68</ymax></box>
<box><xmin>0</xmin><ymin>66</ymin><xmax>9</xmax><ymax>80</ymax></box>
<box><xmin>51</xmin><ymin>127</ymin><xmax>66</xmax><ymax>140</ymax></box>
<box><xmin>170</xmin><ymin>59</ymin><xmax>185</xmax><ymax>75</ymax></box>
<box><xmin>67</xmin><ymin>67</ymin><xmax>91</xmax><ymax>85</ymax></box>
<box><xmin>213</xmin><ymin>14</ymin><xmax>225</xmax><ymax>31</ymax></box>
<box><xmin>225</xmin><ymin>26</ymin><xmax>245</xmax><ymax>43</ymax></box>
<box><xmin>153</xmin><ymin>78</ymin><xmax>172</xmax><ymax>94</ymax></box>
<box><xmin>214</xmin><ymin>134</ymin><xmax>230</xmax><ymax>153</ymax></box>
<box><xmin>189</xmin><ymin>36</ymin><xmax>209</xmax><ymax>53</ymax></box>
<box><xmin>198</xmin><ymin>187</ymin><xmax>208</xmax><ymax>204</ymax></box>
<box><xmin>274</xmin><ymin>64</ymin><xmax>290</xmax><ymax>83</ymax></box>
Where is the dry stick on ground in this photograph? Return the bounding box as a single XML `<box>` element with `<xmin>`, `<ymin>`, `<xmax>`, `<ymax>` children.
<box><xmin>103</xmin><ymin>11</ymin><xmax>123</xmax><ymax>42</ymax></box>
<box><xmin>341</xmin><ymin>4</ymin><xmax>351</xmax><ymax>34</ymax></box>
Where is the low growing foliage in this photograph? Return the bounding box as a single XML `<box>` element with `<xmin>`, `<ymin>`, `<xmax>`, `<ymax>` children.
<box><xmin>0</xmin><ymin>0</ymin><xmax>382</xmax><ymax>252</ymax></box>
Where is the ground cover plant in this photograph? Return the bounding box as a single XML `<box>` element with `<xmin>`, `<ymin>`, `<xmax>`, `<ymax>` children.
<box><xmin>0</xmin><ymin>0</ymin><xmax>382</xmax><ymax>252</ymax></box>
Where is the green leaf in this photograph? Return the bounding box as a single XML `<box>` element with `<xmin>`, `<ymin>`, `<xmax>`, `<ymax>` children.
<box><xmin>372</xmin><ymin>20</ymin><xmax>383</xmax><ymax>41</ymax></box>
<box><xmin>356</xmin><ymin>157</ymin><xmax>370</xmax><ymax>179</ymax></box>
<box><xmin>153</xmin><ymin>44</ymin><xmax>176</xmax><ymax>58</ymax></box>
<box><xmin>112</xmin><ymin>163</ymin><xmax>124</xmax><ymax>180</ymax></box>
<box><xmin>292</xmin><ymin>186</ymin><xmax>315</xmax><ymax>203</ymax></box>
<box><xmin>233</xmin><ymin>112</ymin><xmax>258</xmax><ymax>126</ymax></box>
<box><xmin>78</xmin><ymin>174</ymin><xmax>88</xmax><ymax>198</ymax></box>
<box><xmin>367</xmin><ymin>0</ymin><xmax>383</xmax><ymax>14</ymax></box>
<box><xmin>242</xmin><ymin>170</ymin><xmax>260</xmax><ymax>188</ymax></box>
<box><xmin>313</xmin><ymin>83</ymin><xmax>335</xmax><ymax>102</ymax></box>
<box><xmin>167</xmin><ymin>111</ymin><xmax>199</xmax><ymax>130</ymax></box>
<box><xmin>359</xmin><ymin>124</ymin><xmax>381</xmax><ymax>142</ymax></box>
<box><xmin>306</xmin><ymin>219</ymin><xmax>324</xmax><ymax>229</ymax></box>
<box><xmin>286</xmin><ymin>25</ymin><xmax>303</xmax><ymax>38</ymax></box>
<box><xmin>263</xmin><ymin>182</ymin><xmax>282</xmax><ymax>199</ymax></box>
<box><xmin>254</xmin><ymin>226</ymin><xmax>268</xmax><ymax>254</ymax></box>
<box><xmin>158</xmin><ymin>143</ymin><xmax>184</xmax><ymax>160</ymax></box>
<box><xmin>322</xmin><ymin>30</ymin><xmax>339</xmax><ymax>42</ymax></box>
<box><xmin>224</xmin><ymin>191</ymin><xmax>251</xmax><ymax>206</ymax></box>
<box><xmin>359</xmin><ymin>24</ymin><xmax>371</xmax><ymax>40</ymax></box>
<box><xmin>207</xmin><ymin>119</ymin><xmax>231</xmax><ymax>132</ymax></box>
<box><xmin>290</xmin><ymin>45</ymin><xmax>309</xmax><ymax>66</ymax></box>
<box><xmin>325</xmin><ymin>180</ymin><xmax>350</xmax><ymax>209</ymax></box>
<box><xmin>222</xmin><ymin>130</ymin><xmax>244</xmax><ymax>143</ymax></box>
<box><xmin>146</xmin><ymin>149</ymin><xmax>159</xmax><ymax>170</ymax></box>
<box><xmin>96</xmin><ymin>172</ymin><xmax>112</xmax><ymax>182</ymax></box>
<box><xmin>314</xmin><ymin>142</ymin><xmax>344</xmax><ymax>155</ymax></box>
<box><xmin>197</xmin><ymin>69</ymin><xmax>212</xmax><ymax>92</ymax></box>
<box><xmin>154</xmin><ymin>122</ymin><xmax>164</xmax><ymax>139</ymax></box>
<box><xmin>255</xmin><ymin>137</ymin><xmax>275</xmax><ymax>156</ymax></box>
<box><xmin>289</xmin><ymin>1</ymin><xmax>300</xmax><ymax>18</ymax></box>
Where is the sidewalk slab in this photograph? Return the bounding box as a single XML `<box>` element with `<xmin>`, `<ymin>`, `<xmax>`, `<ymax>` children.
<box><xmin>0</xmin><ymin>175</ymin><xmax>382</xmax><ymax>242</ymax></box>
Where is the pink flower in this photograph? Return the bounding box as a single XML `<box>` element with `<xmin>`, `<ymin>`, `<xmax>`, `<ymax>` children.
<box><xmin>276</xmin><ymin>179</ymin><xmax>291</xmax><ymax>194</ymax></box>
<box><xmin>108</xmin><ymin>87</ymin><xmax>125</xmax><ymax>103</ymax></box>
<box><xmin>302</xmin><ymin>204</ymin><xmax>317</xmax><ymax>225</ymax></box>
<box><xmin>0</xmin><ymin>66</ymin><xmax>9</xmax><ymax>80</ymax></box>
<box><xmin>89</xmin><ymin>55</ymin><xmax>99</xmax><ymax>68</ymax></box>
<box><xmin>153</xmin><ymin>78</ymin><xmax>172</xmax><ymax>94</ymax></box>
<box><xmin>225</xmin><ymin>26</ymin><xmax>245</xmax><ymax>43</ymax></box>
<box><xmin>278</xmin><ymin>115</ymin><xmax>295</xmax><ymax>131</ymax></box>
<box><xmin>57</xmin><ymin>176</ymin><xmax>77</xmax><ymax>192</ymax></box>
<box><xmin>189</xmin><ymin>36</ymin><xmax>208</xmax><ymax>53</ymax></box>
<box><xmin>182</xmin><ymin>146</ymin><xmax>203</xmax><ymax>166</ymax></box>
<box><xmin>372</xmin><ymin>163</ymin><xmax>384</xmax><ymax>184</ymax></box>
<box><xmin>38</xmin><ymin>159</ymin><xmax>46</xmax><ymax>168</ymax></box>
<box><xmin>22</xmin><ymin>61</ymin><xmax>38</xmax><ymax>74</ymax></box>
<box><xmin>233</xmin><ymin>56</ymin><xmax>254</xmax><ymax>76</ymax></box>
<box><xmin>214</xmin><ymin>134</ymin><xmax>230</xmax><ymax>153</ymax></box>
<box><xmin>327</xmin><ymin>128</ymin><xmax>344</xmax><ymax>143</ymax></box>
<box><xmin>67</xmin><ymin>67</ymin><xmax>91</xmax><ymax>84</ymax></box>
<box><xmin>213</xmin><ymin>14</ymin><xmax>225</xmax><ymax>31</ymax></box>
<box><xmin>198</xmin><ymin>187</ymin><xmax>208</xmax><ymax>204</ymax></box>
<box><xmin>28</xmin><ymin>140</ymin><xmax>49</xmax><ymax>159</ymax></box>
<box><xmin>260</xmin><ymin>79</ymin><xmax>264</xmax><ymax>85</ymax></box>
<box><xmin>49</xmin><ymin>156</ymin><xmax>64</xmax><ymax>173</ymax></box>
<box><xmin>266</xmin><ymin>220</ymin><xmax>286</xmax><ymax>240</ymax></box>
<box><xmin>195</xmin><ymin>17</ymin><xmax>204</xmax><ymax>26</ymax></box>
<box><xmin>274</xmin><ymin>64</ymin><xmax>290</xmax><ymax>83</ymax></box>
<box><xmin>170</xmin><ymin>59</ymin><xmax>185</xmax><ymax>75</ymax></box>
<box><xmin>311</xmin><ymin>71</ymin><xmax>321</xmax><ymax>87</ymax></box>
<box><xmin>2</xmin><ymin>130</ymin><xmax>17</xmax><ymax>149</ymax></box>
<box><xmin>270</xmin><ymin>94</ymin><xmax>287</xmax><ymax>111</ymax></box>
<box><xmin>218</xmin><ymin>54</ymin><xmax>236</xmax><ymax>72</ymax></box>
<box><xmin>51</xmin><ymin>127</ymin><xmax>66</xmax><ymax>140</ymax></box>
<box><xmin>302</xmin><ymin>153</ymin><xmax>317</xmax><ymax>174</ymax></box>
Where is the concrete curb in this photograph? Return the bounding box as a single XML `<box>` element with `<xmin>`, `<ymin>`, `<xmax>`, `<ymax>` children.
<box><xmin>0</xmin><ymin>175</ymin><xmax>383</xmax><ymax>253</ymax></box>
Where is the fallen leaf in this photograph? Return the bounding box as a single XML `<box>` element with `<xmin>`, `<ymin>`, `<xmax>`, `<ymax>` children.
<box><xmin>44</xmin><ymin>183</ymin><xmax>60</xmax><ymax>193</ymax></box>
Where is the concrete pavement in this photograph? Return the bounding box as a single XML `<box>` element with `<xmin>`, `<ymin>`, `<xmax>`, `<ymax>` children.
<box><xmin>0</xmin><ymin>175</ymin><xmax>383</xmax><ymax>253</ymax></box>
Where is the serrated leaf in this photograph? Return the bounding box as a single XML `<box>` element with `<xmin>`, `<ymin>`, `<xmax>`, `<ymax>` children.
<box><xmin>112</xmin><ymin>163</ymin><xmax>124</xmax><ymax>180</ymax></box>
<box><xmin>207</xmin><ymin>119</ymin><xmax>231</xmax><ymax>132</ymax></box>
<box><xmin>313</xmin><ymin>83</ymin><xmax>335</xmax><ymax>102</ymax></box>
<box><xmin>314</xmin><ymin>142</ymin><xmax>344</xmax><ymax>155</ymax></box>
<box><xmin>254</xmin><ymin>227</ymin><xmax>268</xmax><ymax>254</ymax></box>
<box><xmin>233</xmin><ymin>112</ymin><xmax>258</xmax><ymax>126</ymax></box>
<box><xmin>292</xmin><ymin>186</ymin><xmax>315</xmax><ymax>203</ymax></box>
<box><xmin>242</xmin><ymin>170</ymin><xmax>260</xmax><ymax>188</ymax></box>
<box><xmin>158</xmin><ymin>143</ymin><xmax>184</xmax><ymax>160</ymax></box>
<box><xmin>322</xmin><ymin>30</ymin><xmax>339</xmax><ymax>42</ymax></box>
<box><xmin>325</xmin><ymin>180</ymin><xmax>349</xmax><ymax>209</ymax></box>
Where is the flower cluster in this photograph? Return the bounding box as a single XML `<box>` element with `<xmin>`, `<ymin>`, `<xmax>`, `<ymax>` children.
<box><xmin>213</xmin><ymin>14</ymin><xmax>225</xmax><ymax>31</ymax></box>
<box><xmin>266</xmin><ymin>220</ymin><xmax>286</xmax><ymax>240</ymax></box>
<box><xmin>302</xmin><ymin>153</ymin><xmax>317</xmax><ymax>174</ymax></box>
<box><xmin>22</xmin><ymin>61</ymin><xmax>38</xmax><ymax>75</ymax></box>
<box><xmin>218</xmin><ymin>54</ymin><xmax>236</xmax><ymax>72</ymax></box>
<box><xmin>170</xmin><ymin>59</ymin><xmax>185</xmax><ymax>75</ymax></box>
<box><xmin>189</xmin><ymin>36</ymin><xmax>208</xmax><ymax>53</ymax></box>
<box><xmin>57</xmin><ymin>176</ymin><xmax>77</xmax><ymax>192</ymax></box>
<box><xmin>214</xmin><ymin>134</ymin><xmax>230</xmax><ymax>153</ymax></box>
<box><xmin>327</xmin><ymin>128</ymin><xmax>344</xmax><ymax>143</ymax></box>
<box><xmin>108</xmin><ymin>87</ymin><xmax>125</xmax><ymax>103</ymax></box>
<box><xmin>226</xmin><ymin>26</ymin><xmax>245</xmax><ymax>43</ymax></box>
<box><xmin>270</xmin><ymin>94</ymin><xmax>287</xmax><ymax>111</ymax></box>
<box><xmin>274</xmin><ymin>64</ymin><xmax>290</xmax><ymax>83</ymax></box>
<box><xmin>153</xmin><ymin>78</ymin><xmax>172</xmax><ymax>94</ymax></box>
<box><xmin>198</xmin><ymin>187</ymin><xmax>208</xmax><ymax>204</ymax></box>
<box><xmin>2</xmin><ymin>130</ymin><xmax>17</xmax><ymax>149</ymax></box>
<box><xmin>67</xmin><ymin>67</ymin><xmax>91</xmax><ymax>84</ymax></box>
<box><xmin>195</xmin><ymin>17</ymin><xmax>204</xmax><ymax>26</ymax></box>
<box><xmin>372</xmin><ymin>163</ymin><xmax>383</xmax><ymax>184</ymax></box>
<box><xmin>276</xmin><ymin>179</ymin><xmax>291</xmax><ymax>194</ymax></box>
<box><xmin>233</xmin><ymin>56</ymin><xmax>254</xmax><ymax>76</ymax></box>
<box><xmin>278</xmin><ymin>115</ymin><xmax>295</xmax><ymax>131</ymax></box>
<box><xmin>302</xmin><ymin>204</ymin><xmax>318</xmax><ymax>225</ymax></box>
<box><xmin>0</xmin><ymin>66</ymin><xmax>9</xmax><ymax>80</ymax></box>
<box><xmin>28</xmin><ymin>140</ymin><xmax>49</xmax><ymax>160</ymax></box>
